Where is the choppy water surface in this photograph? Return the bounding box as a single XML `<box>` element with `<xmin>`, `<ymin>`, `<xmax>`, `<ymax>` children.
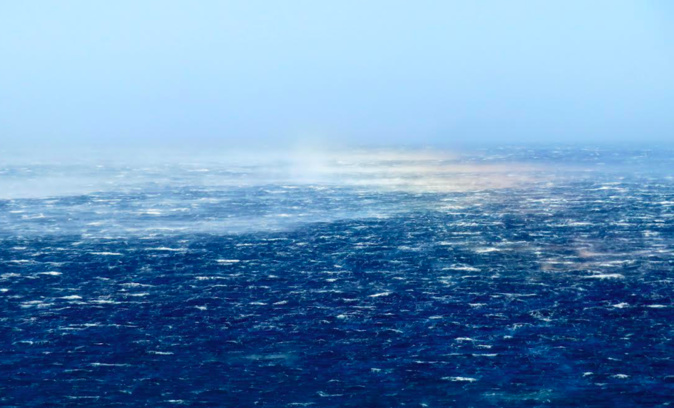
<box><xmin>1</xmin><ymin>146</ymin><xmax>673</xmax><ymax>407</ymax></box>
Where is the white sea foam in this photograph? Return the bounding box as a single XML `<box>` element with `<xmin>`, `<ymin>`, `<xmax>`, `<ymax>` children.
<box><xmin>120</xmin><ymin>283</ymin><xmax>153</xmax><ymax>287</ymax></box>
<box><xmin>474</xmin><ymin>247</ymin><xmax>501</xmax><ymax>253</ymax></box>
<box><xmin>147</xmin><ymin>247</ymin><xmax>185</xmax><ymax>252</ymax></box>
<box><xmin>443</xmin><ymin>376</ymin><xmax>477</xmax><ymax>382</ymax></box>
<box><xmin>585</xmin><ymin>273</ymin><xmax>624</xmax><ymax>279</ymax></box>
<box><xmin>443</xmin><ymin>265</ymin><xmax>481</xmax><ymax>272</ymax></box>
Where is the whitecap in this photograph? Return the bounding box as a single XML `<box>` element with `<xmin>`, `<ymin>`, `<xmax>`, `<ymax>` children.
<box><xmin>216</xmin><ymin>259</ymin><xmax>240</xmax><ymax>264</ymax></box>
<box><xmin>443</xmin><ymin>376</ymin><xmax>477</xmax><ymax>382</ymax></box>
<box><xmin>585</xmin><ymin>273</ymin><xmax>624</xmax><ymax>279</ymax></box>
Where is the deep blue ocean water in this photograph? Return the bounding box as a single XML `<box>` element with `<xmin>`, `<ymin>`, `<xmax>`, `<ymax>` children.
<box><xmin>1</xmin><ymin>146</ymin><xmax>673</xmax><ymax>407</ymax></box>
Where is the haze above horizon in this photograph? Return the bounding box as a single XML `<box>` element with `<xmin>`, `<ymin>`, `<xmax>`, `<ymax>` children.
<box><xmin>1</xmin><ymin>1</ymin><xmax>673</xmax><ymax>147</ymax></box>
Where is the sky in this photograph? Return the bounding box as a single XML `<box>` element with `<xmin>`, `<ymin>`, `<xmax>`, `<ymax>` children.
<box><xmin>1</xmin><ymin>0</ymin><xmax>673</xmax><ymax>148</ymax></box>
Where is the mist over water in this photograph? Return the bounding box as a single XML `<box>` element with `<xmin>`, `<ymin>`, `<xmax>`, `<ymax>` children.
<box><xmin>0</xmin><ymin>145</ymin><xmax>542</xmax><ymax>237</ymax></box>
<box><xmin>2</xmin><ymin>143</ymin><xmax>670</xmax><ymax>238</ymax></box>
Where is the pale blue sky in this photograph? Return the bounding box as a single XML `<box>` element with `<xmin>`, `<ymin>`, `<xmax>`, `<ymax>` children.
<box><xmin>1</xmin><ymin>1</ymin><xmax>672</xmax><ymax>147</ymax></box>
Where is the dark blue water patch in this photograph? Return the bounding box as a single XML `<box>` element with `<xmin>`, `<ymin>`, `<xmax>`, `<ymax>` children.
<box><xmin>1</xmin><ymin>190</ymin><xmax>673</xmax><ymax>407</ymax></box>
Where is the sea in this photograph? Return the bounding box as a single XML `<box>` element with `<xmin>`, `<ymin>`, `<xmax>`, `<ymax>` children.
<box><xmin>1</xmin><ymin>145</ymin><xmax>673</xmax><ymax>407</ymax></box>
